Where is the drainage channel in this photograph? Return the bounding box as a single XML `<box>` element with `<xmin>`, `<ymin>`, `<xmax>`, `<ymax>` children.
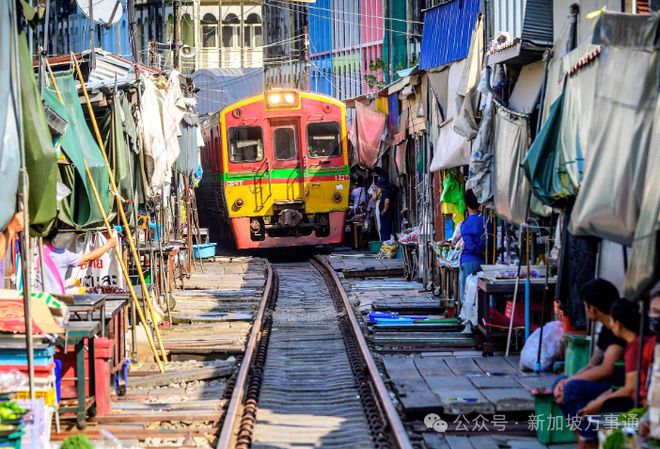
<box><xmin>217</xmin><ymin>258</ymin><xmax>412</xmax><ymax>449</ymax></box>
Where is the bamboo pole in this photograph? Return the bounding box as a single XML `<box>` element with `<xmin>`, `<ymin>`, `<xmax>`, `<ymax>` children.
<box><xmin>45</xmin><ymin>60</ymin><xmax>165</xmax><ymax>372</ymax></box>
<box><xmin>70</xmin><ymin>53</ymin><xmax>168</xmax><ymax>362</ymax></box>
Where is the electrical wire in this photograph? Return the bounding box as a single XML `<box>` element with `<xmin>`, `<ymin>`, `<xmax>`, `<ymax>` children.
<box><xmin>267</xmin><ymin>0</ymin><xmax>424</xmax><ymax>25</ymax></box>
<box><xmin>263</xmin><ymin>1</ymin><xmax>422</xmax><ymax>38</ymax></box>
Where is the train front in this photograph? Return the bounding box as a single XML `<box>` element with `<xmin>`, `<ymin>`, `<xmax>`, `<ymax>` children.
<box><xmin>220</xmin><ymin>90</ymin><xmax>349</xmax><ymax>250</ymax></box>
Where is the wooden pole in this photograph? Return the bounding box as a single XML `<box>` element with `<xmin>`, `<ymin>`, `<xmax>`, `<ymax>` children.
<box><xmin>45</xmin><ymin>60</ymin><xmax>165</xmax><ymax>372</ymax></box>
<box><xmin>70</xmin><ymin>53</ymin><xmax>168</xmax><ymax>362</ymax></box>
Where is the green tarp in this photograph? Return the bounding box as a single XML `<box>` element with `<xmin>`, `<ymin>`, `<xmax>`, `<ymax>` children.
<box><xmin>44</xmin><ymin>74</ymin><xmax>110</xmax><ymax>229</ymax></box>
<box><xmin>18</xmin><ymin>27</ymin><xmax>58</xmax><ymax>236</ymax></box>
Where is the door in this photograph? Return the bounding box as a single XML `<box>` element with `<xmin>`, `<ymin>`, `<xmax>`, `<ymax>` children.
<box><xmin>270</xmin><ymin>121</ymin><xmax>303</xmax><ymax>202</ymax></box>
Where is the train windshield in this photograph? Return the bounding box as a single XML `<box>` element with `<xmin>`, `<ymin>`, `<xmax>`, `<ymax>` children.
<box><xmin>307</xmin><ymin>122</ymin><xmax>341</xmax><ymax>158</ymax></box>
<box><xmin>274</xmin><ymin>127</ymin><xmax>297</xmax><ymax>160</ymax></box>
<box><xmin>229</xmin><ymin>126</ymin><xmax>264</xmax><ymax>163</ymax></box>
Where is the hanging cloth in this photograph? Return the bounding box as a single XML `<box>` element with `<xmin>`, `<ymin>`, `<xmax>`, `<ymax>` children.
<box><xmin>491</xmin><ymin>102</ymin><xmax>530</xmax><ymax>226</ymax></box>
<box><xmin>569</xmin><ymin>12</ymin><xmax>660</xmax><ymax>245</ymax></box>
<box><xmin>355</xmin><ymin>101</ymin><xmax>387</xmax><ymax>170</ymax></box>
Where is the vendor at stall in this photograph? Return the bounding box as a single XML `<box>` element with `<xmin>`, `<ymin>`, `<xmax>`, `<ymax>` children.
<box><xmin>39</xmin><ymin>224</ymin><xmax>117</xmax><ymax>295</ymax></box>
<box><xmin>458</xmin><ymin>190</ymin><xmax>485</xmax><ymax>302</ymax></box>
<box><xmin>375</xmin><ymin>178</ymin><xmax>394</xmax><ymax>242</ymax></box>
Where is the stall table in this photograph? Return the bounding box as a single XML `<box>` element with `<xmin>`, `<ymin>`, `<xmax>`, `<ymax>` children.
<box><xmin>57</xmin><ymin>321</ymin><xmax>100</xmax><ymax>429</ymax></box>
<box><xmin>476</xmin><ymin>276</ymin><xmax>556</xmax><ymax>353</ymax></box>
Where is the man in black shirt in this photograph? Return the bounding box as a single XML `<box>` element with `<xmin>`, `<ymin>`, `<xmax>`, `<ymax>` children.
<box><xmin>553</xmin><ymin>279</ymin><xmax>625</xmax><ymax>448</ymax></box>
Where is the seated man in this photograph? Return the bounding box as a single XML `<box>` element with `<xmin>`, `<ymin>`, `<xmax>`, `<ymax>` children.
<box><xmin>573</xmin><ymin>299</ymin><xmax>656</xmax><ymax>448</ymax></box>
<box><xmin>554</xmin><ymin>279</ymin><xmax>626</xmax><ymax>406</ymax></box>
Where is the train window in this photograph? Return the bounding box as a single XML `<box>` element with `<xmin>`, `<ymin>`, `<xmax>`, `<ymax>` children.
<box><xmin>228</xmin><ymin>126</ymin><xmax>263</xmax><ymax>163</ymax></box>
<box><xmin>307</xmin><ymin>122</ymin><xmax>341</xmax><ymax>158</ymax></box>
<box><xmin>274</xmin><ymin>127</ymin><xmax>296</xmax><ymax>160</ymax></box>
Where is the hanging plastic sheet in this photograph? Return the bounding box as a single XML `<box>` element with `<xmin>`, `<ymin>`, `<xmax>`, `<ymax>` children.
<box><xmin>466</xmin><ymin>85</ymin><xmax>494</xmax><ymax>204</ymax></box>
<box><xmin>177</xmin><ymin>114</ymin><xmax>203</xmax><ymax>177</ymax></box>
<box><xmin>0</xmin><ymin>1</ymin><xmax>20</xmax><ymax>231</ymax></box>
<box><xmin>440</xmin><ymin>172</ymin><xmax>465</xmax><ymax>226</ymax></box>
<box><xmin>524</xmin><ymin>44</ymin><xmax>600</xmax><ymax>208</ymax></box>
<box><xmin>454</xmin><ymin>14</ymin><xmax>483</xmax><ymax>140</ymax></box>
<box><xmin>158</xmin><ymin>70</ymin><xmax>187</xmax><ymax>170</ymax></box>
<box><xmin>569</xmin><ymin>12</ymin><xmax>659</xmax><ymax>245</ymax></box>
<box><xmin>140</xmin><ymin>75</ymin><xmax>168</xmax><ymax>197</ymax></box>
<box><xmin>18</xmin><ymin>30</ymin><xmax>58</xmax><ymax>236</ymax></box>
<box><xmin>508</xmin><ymin>60</ymin><xmax>545</xmax><ymax>115</ymax></box>
<box><xmin>355</xmin><ymin>101</ymin><xmax>387</xmax><ymax>170</ymax></box>
<box><xmin>43</xmin><ymin>74</ymin><xmax>110</xmax><ymax>228</ymax></box>
<box><xmin>430</xmin><ymin>59</ymin><xmax>470</xmax><ymax>171</ymax></box>
<box><xmin>387</xmin><ymin>93</ymin><xmax>399</xmax><ymax>130</ymax></box>
<box><xmin>624</xmin><ymin>94</ymin><xmax>660</xmax><ymax>300</ymax></box>
<box><xmin>491</xmin><ymin>102</ymin><xmax>530</xmax><ymax>226</ymax></box>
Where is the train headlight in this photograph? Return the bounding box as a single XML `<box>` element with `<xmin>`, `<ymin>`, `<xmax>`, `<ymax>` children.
<box><xmin>234</xmin><ymin>198</ymin><xmax>244</xmax><ymax>209</ymax></box>
<box><xmin>267</xmin><ymin>91</ymin><xmax>297</xmax><ymax>108</ymax></box>
<box><xmin>332</xmin><ymin>192</ymin><xmax>342</xmax><ymax>203</ymax></box>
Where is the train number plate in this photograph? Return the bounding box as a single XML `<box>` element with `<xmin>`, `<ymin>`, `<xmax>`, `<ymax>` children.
<box><xmin>334</xmin><ymin>175</ymin><xmax>349</xmax><ymax>181</ymax></box>
<box><xmin>226</xmin><ymin>181</ymin><xmax>244</xmax><ymax>187</ymax></box>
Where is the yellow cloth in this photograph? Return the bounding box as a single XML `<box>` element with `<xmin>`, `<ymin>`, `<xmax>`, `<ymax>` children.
<box><xmin>375</xmin><ymin>96</ymin><xmax>388</xmax><ymax>115</ymax></box>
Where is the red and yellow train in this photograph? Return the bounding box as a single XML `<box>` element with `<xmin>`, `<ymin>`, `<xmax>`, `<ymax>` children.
<box><xmin>198</xmin><ymin>90</ymin><xmax>350</xmax><ymax>250</ymax></box>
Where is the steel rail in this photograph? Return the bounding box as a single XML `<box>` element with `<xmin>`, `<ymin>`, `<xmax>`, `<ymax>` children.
<box><xmin>313</xmin><ymin>256</ymin><xmax>414</xmax><ymax>449</ymax></box>
<box><xmin>217</xmin><ymin>261</ymin><xmax>274</xmax><ymax>449</ymax></box>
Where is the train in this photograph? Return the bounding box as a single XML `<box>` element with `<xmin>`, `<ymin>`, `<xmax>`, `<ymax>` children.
<box><xmin>197</xmin><ymin>89</ymin><xmax>350</xmax><ymax>250</ymax></box>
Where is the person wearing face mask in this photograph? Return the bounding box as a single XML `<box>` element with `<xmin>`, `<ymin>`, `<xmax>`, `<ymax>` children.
<box><xmin>638</xmin><ymin>287</ymin><xmax>660</xmax><ymax>440</ymax></box>
<box><xmin>574</xmin><ymin>299</ymin><xmax>656</xmax><ymax>449</ymax></box>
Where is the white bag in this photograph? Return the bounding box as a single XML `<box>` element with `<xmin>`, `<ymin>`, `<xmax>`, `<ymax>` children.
<box><xmin>519</xmin><ymin>320</ymin><xmax>564</xmax><ymax>372</ymax></box>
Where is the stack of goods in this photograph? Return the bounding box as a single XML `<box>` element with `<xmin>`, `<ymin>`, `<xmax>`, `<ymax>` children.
<box><xmin>378</xmin><ymin>240</ymin><xmax>398</xmax><ymax>259</ymax></box>
<box><xmin>0</xmin><ymin>372</ymin><xmax>29</xmax><ymax>447</ymax></box>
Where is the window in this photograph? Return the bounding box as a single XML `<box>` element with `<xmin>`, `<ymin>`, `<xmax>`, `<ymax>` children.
<box><xmin>245</xmin><ymin>13</ymin><xmax>262</xmax><ymax>48</ymax></box>
<box><xmin>274</xmin><ymin>128</ymin><xmax>296</xmax><ymax>160</ymax></box>
<box><xmin>202</xmin><ymin>13</ymin><xmax>217</xmax><ymax>48</ymax></box>
<box><xmin>222</xmin><ymin>13</ymin><xmax>239</xmax><ymax>48</ymax></box>
<box><xmin>229</xmin><ymin>126</ymin><xmax>263</xmax><ymax>163</ymax></box>
<box><xmin>307</xmin><ymin>122</ymin><xmax>341</xmax><ymax>158</ymax></box>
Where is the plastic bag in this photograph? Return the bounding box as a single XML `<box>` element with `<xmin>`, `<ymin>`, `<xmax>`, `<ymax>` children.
<box><xmin>519</xmin><ymin>320</ymin><xmax>564</xmax><ymax>372</ymax></box>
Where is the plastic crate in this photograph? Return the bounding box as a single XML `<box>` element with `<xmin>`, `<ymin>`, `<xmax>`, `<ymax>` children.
<box><xmin>0</xmin><ymin>427</ymin><xmax>23</xmax><ymax>449</ymax></box>
<box><xmin>564</xmin><ymin>334</ymin><xmax>591</xmax><ymax>376</ymax></box>
<box><xmin>15</xmin><ymin>377</ymin><xmax>56</xmax><ymax>406</ymax></box>
<box><xmin>193</xmin><ymin>243</ymin><xmax>217</xmax><ymax>259</ymax></box>
<box><xmin>534</xmin><ymin>393</ymin><xmax>576</xmax><ymax>444</ymax></box>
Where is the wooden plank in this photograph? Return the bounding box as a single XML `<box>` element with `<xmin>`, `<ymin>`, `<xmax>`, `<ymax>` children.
<box><xmin>473</xmin><ymin>356</ymin><xmax>519</xmax><ymax>375</ymax></box>
<box><xmin>422</xmin><ymin>433</ymin><xmax>450</xmax><ymax>449</ymax></box>
<box><xmin>444</xmin><ymin>357</ymin><xmax>484</xmax><ymax>376</ymax></box>
<box><xmin>444</xmin><ymin>435</ymin><xmax>475</xmax><ymax>449</ymax></box>
<box><xmin>414</xmin><ymin>357</ymin><xmax>455</xmax><ymax>377</ymax></box>
<box><xmin>96</xmin><ymin>411</ymin><xmax>223</xmax><ymax>423</ymax></box>
<box><xmin>382</xmin><ymin>356</ymin><xmax>443</xmax><ymax>412</ymax></box>
<box><xmin>423</xmin><ymin>376</ymin><xmax>494</xmax><ymax>415</ymax></box>
<box><xmin>468</xmin><ymin>375</ymin><xmax>520</xmax><ymax>389</ymax></box>
<box><xmin>516</xmin><ymin>374</ymin><xmax>561</xmax><ymax>392</ymax></box>
<box><xmin>479</xmin><ymin>387</ymin><xmax>535</xmax><ymax>412</ymax></box>
<box><xmin>504</xmin><ymin>355</ymin><xmax>525</xmax><ymax>374</ymax></box>
<box><xmin>129</xmin><ymin>364</ymin><xmax>234</xmax><ymax>388</ymax></box>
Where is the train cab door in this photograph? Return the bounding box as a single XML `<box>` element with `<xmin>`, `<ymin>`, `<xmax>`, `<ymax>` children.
<box><xmin>269</xmin><ymin>121</ymin><xmax>303</xmax><ymax>202</ymax></box>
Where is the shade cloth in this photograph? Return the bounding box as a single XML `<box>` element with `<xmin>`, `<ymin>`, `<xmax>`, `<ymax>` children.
<box><xmin>140</xmin><ymin>75</ymin><xmax>168</xmax><ymax>197</ymax></box>
<box><xmin>355</xmin><ymin>101</ymin><xmax>387</xmax><ymax>170</ymax></box>
<box><xmin>454</xmin><ymin>14</ymin><xmax>483</xmax><ymax>140</ymax></box>
<box><xmin>508</xmin><ymin>60</ymin><xmax>545</xmax><ymax>114</ymax></box>
<box><xmin>18</xmin><ymin>30</ymin><xmax>58</xmax><ymax>236</ymax></box>
<box><xmin>569</xmin><ymin>12</ymin><xmax>659</xmax><ymax>245</ymax></box>
<box><xmin>430</xmin><ymin>59</ymin><xmax>470</xmax><ymax>172</ymax></box>
<box><xmin>491</xmin><ymin>102</ymin><xmax>530</xmax><ymax>226</ymax></box>
<box><xmin>624</xmin><ymin>94</ymin><xmax>660</xmax><ymax>300</ymax></box>
<box><xmin>44</xmin><ymin>74</ymin><xmax>111</xmax><ymax>229</ymax></box>
<box><xmin>177</xmin><ymin>114</ymin><xmax>203</xmax><ymax>177</ymax></box>
<box><xmin>0</xmin><ymin>1</ymin><xmax>20</xmax><ymax>231</ymax></box>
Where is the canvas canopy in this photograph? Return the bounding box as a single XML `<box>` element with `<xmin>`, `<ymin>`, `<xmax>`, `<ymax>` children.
<box><xmin>569</xmin><ymin>12</ymin><xmax>659</xmax><ymax>246</ymax></box>
<box><xmin>18</xmin><ymin>29</ymin><xmax>58</xmax><ymax>235</ymax></box>
<box><xmin>355</xmin><ymin>101</ymin><xmax>387</xmax><ymax>170</ymax></box>
<box><xmin>44</xmin><ymin>74</ymin><xmax>111</xmax><ymax>228</ymax></box>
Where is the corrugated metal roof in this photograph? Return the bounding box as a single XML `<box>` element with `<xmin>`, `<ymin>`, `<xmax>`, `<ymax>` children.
<box><xmin>419</xmin><ymin>0</ymin><xmax>481</xmax><ymax>70</ymax></box>
<box><xmin>192</xmin><ymin>68</ymin><xmax>264</xmax><ymax>116</ymax></box>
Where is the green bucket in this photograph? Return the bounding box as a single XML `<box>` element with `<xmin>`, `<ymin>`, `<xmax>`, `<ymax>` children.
<box><xmin>564</xmin><ymin>334</ymin><xmax>591</xmax><ymax>376</ymax></box>
<box><xmin>534</xmin><ymin>393</ymin><xmax>576</xmax><ymax>444</ymax></box>
<box><xmin>368</xmin><ymin>241</ymin><xmax>382</xmax><ymax>254</ymax></box>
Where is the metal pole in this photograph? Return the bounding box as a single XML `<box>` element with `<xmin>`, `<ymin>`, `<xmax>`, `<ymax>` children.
<box><xmin>173</xmin><ymin>0</ymin><xmax>180</xmax><ymax>70</ymax></box>
<box><xmin>71</xmin><ymin>54</ymin><xmax>169</xmax><ymax>362</ymax></box>
<box><xmin>11</xmin><ymin>0</ymin><xmax>35</xmax><ymax>398</ymax></box>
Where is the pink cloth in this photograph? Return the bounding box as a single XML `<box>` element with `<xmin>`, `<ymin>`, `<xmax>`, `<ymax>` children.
<box><xmin>355</xmin><ymin>102</ymin><xmax>387</xmax><ymax>169</ymax></box>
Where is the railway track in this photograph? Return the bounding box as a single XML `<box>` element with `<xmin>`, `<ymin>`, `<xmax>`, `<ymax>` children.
<box><xmin>217</xmin><ymin>257</ymin><xmax>412</xmax><ymax>449</ymax></box>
